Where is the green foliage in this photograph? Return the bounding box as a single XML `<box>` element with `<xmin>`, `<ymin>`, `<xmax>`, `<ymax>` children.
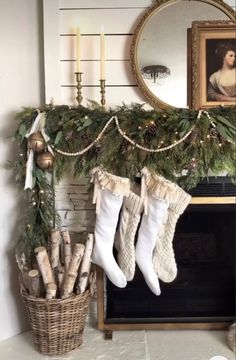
<box><xmin>14</xmin><ymin>173</ymin><xmax>60</xmax><ymax>263</ymax></box>
<box><xmin>10</xmin><ymin>102</ymin><xmax>236</xmax><ymax>260</ymax></box>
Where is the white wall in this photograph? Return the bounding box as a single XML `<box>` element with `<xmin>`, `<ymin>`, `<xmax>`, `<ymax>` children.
<box><xmin>0</xmin><ymin>0</ymin><xmax>44</xmax><ymax>341</ymax></box>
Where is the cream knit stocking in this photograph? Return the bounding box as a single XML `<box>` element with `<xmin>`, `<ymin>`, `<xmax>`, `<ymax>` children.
<box><xmin>135</xmin><ymin>167</ymin><xmax>178</xmax><ymax>295</ymax></box>
<box><xmin>153</xmin><ymin>186</ymin><xmax>191</xmax><ymax>283</ymax></box>
<box><xmin>90</xmin><ymin>167</ymin><xmax>130</xmax><ymax>288</ymax></box>
<box><xmin>115</xmin><ymin>191</ymin><xmax>143</xmax><ymax>281</ymax></box>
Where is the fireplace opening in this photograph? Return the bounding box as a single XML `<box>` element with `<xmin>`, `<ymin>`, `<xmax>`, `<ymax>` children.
<box><xmin>105</xmin><ymin>203</ymin><xmax>235</xmax><ymax>324</ymax></box>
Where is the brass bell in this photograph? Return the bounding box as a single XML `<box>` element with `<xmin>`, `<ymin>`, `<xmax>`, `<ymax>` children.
<box><xmin>36</xmin><ymin>151</ymin><xmax>54</xmax><ymax>170</ymax></box>
<box><xmin>28</xmin><ymin>132</ymin><xmax>46</xmax><ymax>152</ymax></box>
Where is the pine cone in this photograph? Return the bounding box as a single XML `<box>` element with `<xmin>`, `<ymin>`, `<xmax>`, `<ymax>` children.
<box><xmin>91</xmin><ymin>143</ymin><xmax>101</xmax><ymax>155</ymax></box>
<box><xmin>147</xmin><ymin>122</ymin><xmax>157</xmax><ymax>135</ymax></box>
<box><xmin>209</xmin><ymin>127</ymin><xmax>218</xmax><ymax>139</ymax></box>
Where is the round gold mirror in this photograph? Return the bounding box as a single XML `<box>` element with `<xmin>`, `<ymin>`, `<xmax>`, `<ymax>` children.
<box><xmin>130</xmin><ymin>0</ymin><xmax>235</xmax><ymax>109</ymax></box>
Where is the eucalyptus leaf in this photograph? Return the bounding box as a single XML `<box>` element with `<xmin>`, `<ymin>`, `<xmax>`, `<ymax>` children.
<box><xmin>216</xmin><ymin>123</ymin><xmax>234</xmax><ymax>141</ymax></box>
<box><xmin>19</xmin><ymin>124</ymin><xmax>27</xmax><ymax>138</ymax></box>
<box><xmin>54</xmin><ymin>130</ymin><xmax>63</xmax><ymax>145</ymax></box>
<box><xmin>35</xmin><ymin>168</ymin><xmax>45</xmax><ymax>182</ymax></box>
<box><xmin>83</xmin><ymin>117</ymin><xmax>93</xmax><ymax>127</ymax></box>
<box><xmin>216</xmin><ymin>115</ymin><xmax>236</xmax><ymax>130</ymax></box>
<box><xmin>76</xmin><ymin>126</ymin><xmax>85</xmax><ymax>132</ymax></box>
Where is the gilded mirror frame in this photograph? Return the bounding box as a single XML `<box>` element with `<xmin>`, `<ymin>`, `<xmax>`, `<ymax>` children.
<box><xmin>130</xmin><ymin>0</ymin><xmax>235</xmax><ymax>110</ymax></box>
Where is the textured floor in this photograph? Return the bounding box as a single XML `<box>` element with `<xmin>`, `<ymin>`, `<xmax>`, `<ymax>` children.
<box><xmin>0</xmin><ymin>322</ymin><xmax>234</xmax><ymax>360</ymax></box>
<box><xmin>0</xmin><ymin>301</ymin><xmax>234</xmax><ymax>360</ymax></box>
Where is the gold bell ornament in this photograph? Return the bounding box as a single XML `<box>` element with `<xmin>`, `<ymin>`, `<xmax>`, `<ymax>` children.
<box><xmin>36</xmin><ymin>151</ymin><xmax>54</xmax><ymax>170</ymax></box>
<box><xmin>28</xmin><ymin>132</ymin><xmax>46</xmax><ymax>152</ymax></box>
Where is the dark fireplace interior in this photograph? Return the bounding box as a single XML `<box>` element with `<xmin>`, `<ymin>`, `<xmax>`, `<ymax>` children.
<box><xmin>105</xmin><ymin>179</ymin><xmax>236</xmax><ymax>324</ymax></box>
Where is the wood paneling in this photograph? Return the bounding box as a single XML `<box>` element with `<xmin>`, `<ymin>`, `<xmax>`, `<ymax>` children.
<box><xmin>59</xmin><ymin>8</ymin><xmax>145</xmax><ymax>34</ymax></box>
<box><xmin>61</xmin><ymin>85</ymin><xmax>146</xmax><ymax>107</ymax></box>
<box><xmin>60</xmin><ymin>60</ymin><xmax>135</xmax><ymax>86</ymax></box>
<box><xmin>59</xmin><ymin>0</ymin><xmax>151</xmax><ymax>9</ymax></box>
<box><xmin>60</xmin><ymin>35</ymin><xmax>132</xmax><ymax>60</ymax></box>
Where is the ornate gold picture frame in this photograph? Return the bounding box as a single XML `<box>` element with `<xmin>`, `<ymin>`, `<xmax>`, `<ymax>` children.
<box><xmin>191</xmin><ymin>20</ymin><xmax>236</xmax><ymax>110</ymax></box>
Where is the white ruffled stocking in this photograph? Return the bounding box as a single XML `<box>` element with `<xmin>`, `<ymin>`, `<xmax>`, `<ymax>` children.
<box><xmin>90</xmin><ymin>167</ymin><xmax>130</xmax><ymax>288</ymax></box>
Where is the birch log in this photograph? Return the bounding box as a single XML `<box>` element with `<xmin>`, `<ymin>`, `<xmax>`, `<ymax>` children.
<box><xmin>28</xmin><ymin>269</ymin><xmax>41</xmax><ymax>297</ymax></box>
<box><xmin>58</xmin><ymin>265</ymin><xmax>65</xmax><ymax>290</ymax></box>
<box><xmin>50</xmin><ymin>229</ymin><xmax>60</xmax><ymax>269</ymax></box>
<box><xmin>76</xmin><ymin>233</ymin><xmax>94</xmax><ymax>294</ymax></box>
<box><xmin>19</xmin><ymin>273</ymin><xmax>27</xmax><ymax>294</ymax></box>
<box><xmin>46</xmin><ymin>283</ymin><xmax>57</xmax><ymax>299</ymax></box>
<box><xmin>34</xmin><ymin>246</ymin><xmax>55</xmax><ymax>288</ymax></box>
<box><xmin>15</xmin><ymin>252</ymin><xmax>29</xmax><ymax>291</ymax></box>
<box><xmin>62</xmin><ymin>231</ymin><xmax>72</xmax><ymax>272</ymax></box>
<box><xmin>21</xmin><ymin>270</ymin><xmax>30</xmax><ymax>292</ymax></box>
<box><xmin>61</xmin><ymin>244</ymin><xmax>85</xmax><ymax>299</ymax></box>
<box><xmin>88</xmin><ymin>270</ymin><xmax>96</xmax><ymax>297</ymax></box>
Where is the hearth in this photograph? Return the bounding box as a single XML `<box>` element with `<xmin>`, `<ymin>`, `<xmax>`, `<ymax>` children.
<box><xmin>96</xmin><ymin>177</ymin><xmax>236</xmax><ymax>335</ymax></box>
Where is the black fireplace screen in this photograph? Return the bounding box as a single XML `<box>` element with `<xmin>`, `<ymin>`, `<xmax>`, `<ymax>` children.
<box><xmin>106</xmin><ymin>203</ymin><xmax>235</xmax><ymax>323</ymax></box>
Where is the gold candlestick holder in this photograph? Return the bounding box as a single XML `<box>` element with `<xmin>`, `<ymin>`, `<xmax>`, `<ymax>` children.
<box><xmin>100</xmin><ymin>79</ymin><xmax>106</xmax><ymax>107</ymax></box>
<box><xmin>75</xmin><ymin>72</ymin><xmax>83</xmax><ymax>105</ymax></box>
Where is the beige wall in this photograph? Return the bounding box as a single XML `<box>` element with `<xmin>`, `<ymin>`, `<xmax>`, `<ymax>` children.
<box><xmin>0</xmin><ymin>0</ymin><xmax>44</xmax><ymax>341</ymax></box>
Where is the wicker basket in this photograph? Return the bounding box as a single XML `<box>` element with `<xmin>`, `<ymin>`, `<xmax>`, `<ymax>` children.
<box><xmin>22</xmin><ymin>290</ymin><xmax>91</xmax><ymax>356</ymax></box>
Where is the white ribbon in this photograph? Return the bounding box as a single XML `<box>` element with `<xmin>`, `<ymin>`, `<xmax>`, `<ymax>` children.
<box><xmin>141</xmin><ymin>171</ymin><xmax>148</xmax><ymax>215</ymax></box>
<box><xmin>24</xmin><ymin>150</ymin><xmax>34</xmax><ymax>190</ymax></box>
<box><xmin>91</xmin><ymin>176</ymin><xmax>102</xmax><ymax>214</ymax></box>
<box><xmin>24</xmin><ymin>111</ymin><xmax>48</xmax><ymax>190</ymax></box>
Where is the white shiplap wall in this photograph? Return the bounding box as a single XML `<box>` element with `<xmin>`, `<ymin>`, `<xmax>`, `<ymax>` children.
<box><xmin>43</xmin><ymin>0</ymin><xmax>235</xmax><ymax>232</ymax></box>
<box><xmin>44</xmin><ymin>0</ymin><xmax>153</xmax><ymax>106</ymax></box>
<box><xmin>44</xmin><ymin>0</ymin><xmax>235</xmax><ymax>107</ymax></box>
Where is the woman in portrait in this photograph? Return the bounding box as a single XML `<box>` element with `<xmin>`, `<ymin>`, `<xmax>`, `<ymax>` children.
<box><xmin>207</xmin><ymin>41</ymin><xmax>236</xmax><ymax>102</ymax></box>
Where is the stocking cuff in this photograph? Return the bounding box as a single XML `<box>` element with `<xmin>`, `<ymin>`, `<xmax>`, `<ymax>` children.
<box><xmin>170</xmin><ymin>186</ymin><xmax>192</xmax><ymax>215</ymax></box>
<box><xmin>141</xmin><ymin>167</ymin><xmax>179</xmax><ymax>213</ymax></box>
<box><xmin>90</xmin><ymin>166</ymin><xmax>130</xmax><ymax>195</ymax></box>
<box><xmin>90</xmin><ymin>166</ymin><xmax>130</xmax><ymax>213</ymax></box>
<box><xmin>123</xmin><ymin>191</ymin><xmax>144</xmax><ymax>215</ymax></box>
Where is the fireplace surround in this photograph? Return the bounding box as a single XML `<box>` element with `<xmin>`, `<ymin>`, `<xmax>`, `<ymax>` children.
<box><xmin>96</xmin><ymin>177</ymin><xmax>236</xmax><ymax>337</ymax></box>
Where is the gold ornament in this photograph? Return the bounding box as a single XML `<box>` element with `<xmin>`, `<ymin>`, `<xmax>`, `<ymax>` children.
<box><xmin>36</xmin><ymin>152</ymin><xmax>54</xmax><ymax>170</ymax></box>
<box><xmin>28</xmin><ymin>132</ymin><xmax>46</xmax><ymax>152</ymax></box>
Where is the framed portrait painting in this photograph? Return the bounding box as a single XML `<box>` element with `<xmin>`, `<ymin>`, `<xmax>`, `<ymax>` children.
<box><xmin>191</xmin><ymin>21</ymin><xmax>236</xmax><ymax>110</ymax></box>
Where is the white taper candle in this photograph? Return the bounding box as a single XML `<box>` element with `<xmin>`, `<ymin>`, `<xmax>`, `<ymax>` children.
<box><xmin>76</xmin><ymin>28</ymin><xmax>81</xmax><ymax>72</ymax></box>
<box><xmin>100</xmin><ymin>32</ymin><xmax>105</xmax><ymax>79</ymax></box>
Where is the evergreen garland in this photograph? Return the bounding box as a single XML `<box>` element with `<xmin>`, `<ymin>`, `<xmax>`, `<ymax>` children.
<box><xmin>10</xmin><ymin>102</ymin><xmax>236</xmax><ymax>259</ymax></box>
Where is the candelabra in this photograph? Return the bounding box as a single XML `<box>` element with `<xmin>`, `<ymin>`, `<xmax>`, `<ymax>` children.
<box><xmin>100</xmin><ymin>79</ymin><xmax>106</xmax><ymax>107</ymax></box>
<box><xmin>75</xmin><ymin>72</ymin><xmax>83</xmax><ymax>105</ymax></box>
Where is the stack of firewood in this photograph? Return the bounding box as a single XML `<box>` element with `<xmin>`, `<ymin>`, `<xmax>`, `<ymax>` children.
<box><xmin>18</xmin><ymin>231</ymin><xmax>94</xmax><ymax>300</ymax></box>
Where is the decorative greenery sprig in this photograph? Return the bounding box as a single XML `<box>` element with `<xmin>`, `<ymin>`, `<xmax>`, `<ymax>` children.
<box><xmin>14</xmin><ymin>102</ymin><xmax>236</xmax><ymax>187</ymax></box>
<box><xmin>10</xmin><ymin>102</ymin><xmax>236</xmax><ymax>260</ymax></box>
